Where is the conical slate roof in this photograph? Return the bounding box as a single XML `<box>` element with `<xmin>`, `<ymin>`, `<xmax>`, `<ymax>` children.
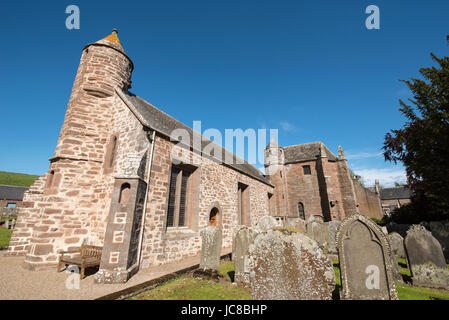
<box><xmin>95</xmin><ymin>28</ymin><xmax>125</xmax><ymax>53</ymax></box>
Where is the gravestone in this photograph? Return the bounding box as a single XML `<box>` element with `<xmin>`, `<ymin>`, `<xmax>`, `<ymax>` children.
<box><xmin>388</xmin><ymin>232</ymin><xmax>406</xmax><ymax>259</ymax></box>
<box><xmin>429</xmin><ymin>220</ymin><xmax>449</xmax><ymax>263</ymax></box>
<box><xmin>4</xmin><ymin>219</ymin><xmax>9</xmax><ymax>230</ymax></box>
<box><xmin>254</xmin><ymin>216</ymin><xmax>280</xmax><ymax>235</ymax></box>
<box><xmin>337</xmin><ymin>213</ymin><xmax>398</xmax><ymax>300</ymax></box>
<box><xmin>307</xmin><ymin>220</ymin><xmax>327</xmax><ymax>249</ymax></box>
<box><xmin>326</xmin><ymin>221</ymin><xmax>341</xmax><ymax>255</ymax></box>
<box><xmin>233</xmin><ymin>226</ymin><xmax>253</xmax><ymax>287</ymax></box>
<box><xmin>404</xmin><ymin>225</ymin><xmax>449</xmax><ymax>289</ymax></box>
<box><xmin>11</xmin><ymin>219</ymin><xmax>15</xmax><ymax>229</ymax></box>
<box><xmin>199</xmin><ymin>226</ymin><xmax>222</xmax><ymax>271</ymax></box>
<box><xmin>248</xmin><ymin>229</ymin><xmax>335</xmax><ymax>300</ymax></box>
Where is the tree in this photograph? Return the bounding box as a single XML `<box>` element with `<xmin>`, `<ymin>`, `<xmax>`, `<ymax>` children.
<box><xmin>383</xmin><ymin>35</ymin><xmax>449</xmax><ymax>222</ymax></box>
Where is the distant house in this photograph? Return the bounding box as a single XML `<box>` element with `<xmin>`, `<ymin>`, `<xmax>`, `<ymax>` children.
<box><xmin>0</xmin><ymin>185</ymin><xmax>28</xmax><ymax>209</ymax></box>
<box><xmin>380</xmin><ymin>186</ymin><xmax>412</xmax><ymax>216</ymax></box>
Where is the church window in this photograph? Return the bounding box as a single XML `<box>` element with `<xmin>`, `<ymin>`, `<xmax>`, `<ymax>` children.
<box><xmin>303</xmin><ymin>165</ymin><xmax>311</xmax><ymax>175</ymax></box>
<box><xmin>166</xmin><ymin>165</ymin><xmax>194</xmax><ymax>228</ymax></box>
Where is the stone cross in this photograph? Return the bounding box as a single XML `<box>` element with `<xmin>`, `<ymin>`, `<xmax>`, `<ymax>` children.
<box><xmin>248</xmin><ymin>229</ymin><xmax>335</xmax><ymax>300</ymax></box>
<box><xmin>336</xmin><ymin>213</ymin><xmax>398</xmax><ymax>300</ymax></box>
<box><xmin>199</xmin><ymin>226</ymin><xmax>222</xmax><ymax>271</ymax></box>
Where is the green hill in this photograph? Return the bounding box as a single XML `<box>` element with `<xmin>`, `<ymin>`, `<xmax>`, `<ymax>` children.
<box><xmin>0</xmin><ymin>171</ymin><xmax>40</xmax><ymax>187</ymax></box>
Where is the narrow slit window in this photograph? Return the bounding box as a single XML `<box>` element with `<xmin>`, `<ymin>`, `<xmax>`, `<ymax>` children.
<box><xmin>119</xmin><ymin>183</ymin><xmax>131</xmax><ymax>204</ymax></box>
<box><xmin>298</xmin><ymin>202</ymin><xmax>305</xmax><ymax>220</ymax></box>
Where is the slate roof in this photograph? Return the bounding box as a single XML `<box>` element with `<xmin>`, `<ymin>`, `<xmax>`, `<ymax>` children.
<box><xmin>0</xmin><ymin>185</ymin><xmax>28</xmax><ymax>201</ymax></box>
<box><xmin>283</xmin><ymin>142</ymin><xmax>337</xmax><ymax>163</ymax></box>
<box><xmin>380</xmin><ymin>187</ymin><xmax>412</xmax><ymax>200</ymax></box>
<box><xmin>118</xmin><ymin>90</ymin><xmax>272</xmax><ymax>186</ymax></box>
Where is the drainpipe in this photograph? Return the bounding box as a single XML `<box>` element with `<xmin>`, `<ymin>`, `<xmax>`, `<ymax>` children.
<box><xmin>136</xmin><ymin>130</ymin><xmax>156</xmax><ymax>267</ymax></box>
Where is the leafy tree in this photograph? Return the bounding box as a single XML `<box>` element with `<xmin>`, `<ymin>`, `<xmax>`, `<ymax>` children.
<box><xmin>383</xmin><ymin>36</ymin><xmax>449</xmax><ymax>223</ymax></box>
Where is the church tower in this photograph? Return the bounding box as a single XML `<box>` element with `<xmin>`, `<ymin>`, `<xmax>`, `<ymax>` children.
<box><xmin>9</xmin><ymin>30</ymin><xmax>137</xmax><ymax>270</ymax></box>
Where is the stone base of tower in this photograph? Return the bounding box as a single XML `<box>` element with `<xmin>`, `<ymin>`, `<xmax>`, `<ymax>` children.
<box><xmin>94</xmin><ymin>264</ymin><xmax>139</xmax><ymax>284</ymax></box>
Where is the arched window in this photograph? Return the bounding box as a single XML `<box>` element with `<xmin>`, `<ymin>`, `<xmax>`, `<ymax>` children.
<box><xmin>209</xmin><ymin>207</ymin><xmax>219</xmax><ymax>226</ymax></box>
<box><xmin>119</xmin><ymin>183</ymin><xmax>131</xmax><ymax>204</ymax></box>
<box><xmin>298</xmin><ymin>202</ymin><xmax>305</xmax><ymax>220</ymax></box>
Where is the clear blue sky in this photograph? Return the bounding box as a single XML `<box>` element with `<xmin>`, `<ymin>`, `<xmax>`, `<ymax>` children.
<box><xmin>0</xmin><ymin>0</ymin><xmax>448</xmax><ymax>187</ymax></box>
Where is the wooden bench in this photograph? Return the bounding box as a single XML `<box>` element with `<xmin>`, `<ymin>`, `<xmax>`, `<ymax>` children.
<box><xmin>57</xmin><ymin>244</ymin><xmax>103</xmax><ymax>279</ymax></box>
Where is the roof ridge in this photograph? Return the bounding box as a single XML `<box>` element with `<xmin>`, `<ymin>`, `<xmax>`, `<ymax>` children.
<box><xmin>283</xmin><ymin>141</ymin><xmax>323</xmax><ymax>149</ymax></box>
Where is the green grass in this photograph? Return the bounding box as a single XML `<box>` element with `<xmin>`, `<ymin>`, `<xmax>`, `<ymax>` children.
<box><xmin>0</xmin><ymin>228</ymin><xmax>13</xmax><ymax>247</ymax></box>
<box><xmin>219</xmin><ymin>261</ymin><xmax>235</xmax><ymax>282</ymax></box>
<box><xmin>0</xmin><ymin>171</ymin><xmax>39</xmax><ymax>187</ymax></box>
<box><xmin>396</xmin><ymin>283</ymin><xmax>449</xmax><ymax>300</ymax></box>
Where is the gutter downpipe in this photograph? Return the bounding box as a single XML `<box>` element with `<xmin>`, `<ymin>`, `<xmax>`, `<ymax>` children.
<box><xmin>136</xmin><ymin>129</ymin><xmax>156</xmax><ymax>268</ymax></box>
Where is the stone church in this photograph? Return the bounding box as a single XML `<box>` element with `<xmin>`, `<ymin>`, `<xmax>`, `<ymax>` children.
<box><xmin>8</xmin><ymin>30</ymin><xmax>382</xmax><ymax>283</ymax></box>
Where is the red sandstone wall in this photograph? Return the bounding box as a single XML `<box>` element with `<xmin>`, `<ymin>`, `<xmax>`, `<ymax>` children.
<box><xmin>353</xmin><ymin>179</ymin><xmax>383</xmax><ymax>219</ymax></box>
<box><xmin>284</xmin><ymin>161</ymin><xmax>323</xmax><ymax>221</ymax></box>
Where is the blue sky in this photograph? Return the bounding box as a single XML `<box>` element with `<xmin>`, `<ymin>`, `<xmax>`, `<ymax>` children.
<box><xmin>0</xmin><ymin>0</ymin><xmax>448</xmax><ymax>187</ymax></box>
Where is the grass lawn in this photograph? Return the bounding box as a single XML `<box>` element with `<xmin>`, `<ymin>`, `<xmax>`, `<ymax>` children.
<box><xmin>0</xmin><ymin>228</ymin><xmax>13</xmax><ymax>247</ymax></box>
<box><xmin>0</xmin><ymin>171</ymin><xmax>39</xmax><ymax>187</ymax></box>
<box><xmin>129</xmin><ymin>261</ymin><xmax>250</xmax><ymax>300</ymax></box>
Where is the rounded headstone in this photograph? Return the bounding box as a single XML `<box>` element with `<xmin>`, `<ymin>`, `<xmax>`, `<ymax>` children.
<box><xmin>254</xmin><ymin>216</ymin><xmax>280</xmax><ymax>235</ymax></box>
<box><xmin>248</xmin><ymin>229</ymin><xmax>335</xmax><ymax>300</ymax></box>
<box><xmin>404</xmin><ymin>225</ymin><xmax>449</xmax><ymax>289</ymax></box>
<box><xmin>199</xmin><ymin>226</ymin><xmax>222</xmax><ymax>271</ymax></box>
<box><xmin>388</xmin><ymin>232</ymin><xmax>406</xmax><ymax>259</ymax></box>
<box><xmin>233</xmin><ymin>226</ymin><xmax>253</xmax><ymax>287</ymax></box>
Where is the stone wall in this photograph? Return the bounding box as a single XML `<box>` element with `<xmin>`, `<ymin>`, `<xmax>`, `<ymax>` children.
<box><xmin>353</xmin><ymin>178</ymin><xmax>383</xmax><ymax>219</ymax></box>
<box><xmin>139</xmin><ymin>134</ymin><xmax>274</xmax><ymax>268</ymax></box>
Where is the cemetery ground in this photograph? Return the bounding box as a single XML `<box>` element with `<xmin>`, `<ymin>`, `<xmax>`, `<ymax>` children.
<box><xmin>129</xmin><ymin>259</ymin><xmax>449</xmax><ymax>300</ymax></box>
<box><xmin>0</xmin><ymin>228</ymin><xmax>12</xmax><ymax>247</ymax></box>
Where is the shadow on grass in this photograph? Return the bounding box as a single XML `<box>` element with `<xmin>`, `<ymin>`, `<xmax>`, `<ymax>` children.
<box><xmin>227</xmin><ymin>271</ymin><xmax>235</xmax><ymax>283</ymax></box>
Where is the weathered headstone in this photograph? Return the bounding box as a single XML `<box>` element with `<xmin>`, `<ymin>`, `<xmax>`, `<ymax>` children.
<box><xmin>199</xmin><ymin>226</ymin><xmax>222</xmax><ymax>271</ymax></box>
<box><xmin>429</xmin><ymin>220</ymin><xmax>449</xmax><ymax>263</ymax></box>
<box><xmin>11</xmin><ymin>219</ymin><xmax>15</xmax><ymax>230</ymax></box>
<box><xmin>4</xmin><ymin>219</ymin><xmax>9</xmax><ymax>230</ymax></box>
<box><xmin>388</xmin><ymin>232</ymin><xmax>406</xmax><ymax>259</ymax></box>
<box><xmin>404</xmin><ymin>225</ymin><xmax>449</xmax><ymax>289</ymax></box>
<box><xmin>248</xmin><ymin>229</ymin><xmax>335</xmax><ymax>300</ymax></box>
<box><xmin>233</xmin><ymin>226</ymin><xmax>253</xmax><ymax>287</ymax></box>
<box><xmin>337</xmin><ymin>213</ymin><xmax>398</xmax><ymax>300</ymax></box>
<box><xmin>307</xmin><ymin>220</ymin><xmax>326</xmax><ymax>249</ymax></box>
<box><xmin>326</xmin><ymin>221</ymin><xmax>341</xmax><ymax>255</ymax></box>
<box><xmin>254</xmin><ymin>216</ymin><xmax>280</xmax><ymax>235</ymax></box>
